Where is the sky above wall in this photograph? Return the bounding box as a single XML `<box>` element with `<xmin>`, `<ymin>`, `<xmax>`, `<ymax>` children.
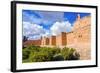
<box><xmin>22</xmin><ymin>10</ymin><xmax>90</xmax><ymax>40</ymax></box>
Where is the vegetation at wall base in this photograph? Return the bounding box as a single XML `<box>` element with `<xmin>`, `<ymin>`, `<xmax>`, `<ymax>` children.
<box><xmin>22</xmin><ymin>46</ymin><xmax>80</xmax><ymax>63</ymax></box>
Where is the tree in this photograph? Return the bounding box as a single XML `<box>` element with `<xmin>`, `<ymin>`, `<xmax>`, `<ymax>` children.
<box><xmin>23</xmin><ymin>36</ymin><xmax>28</xmax><ymax>42</ymax></box>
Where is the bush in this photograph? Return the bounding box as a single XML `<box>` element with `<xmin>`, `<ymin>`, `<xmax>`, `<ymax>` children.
<box><xmin>53</xmin><ymin>54</ymin><xmax>64</xmax><ymax>61</ymax></box>
<box><xmin>61</xmin><ymin>47</ymin><xmax>80</xmax><ymax>60</ymax></box>
<box><xmin>29</xmin><ymin>47</ymin><xmax>61</xmax><ymax>62</ymax></box>
<box><xmin>30</xmin><ymin>52</ymin><xmax>53</xmax><ymax>62</ymax></box>
<box><xmin>39</xmin><ymin>47</ymin><xmax>60</xmax><ymax>57</ymax></box>
<box><xmin>22</xmin><ymin>46</ymin><xmax>80</xmax><ymax>62</ymax></box>
<box><xmin>51</xmin><ymin>47</ymin><xmax>61</xmax><ymax>55</ymax></box>
<box><xmin>68</xmin><ymin>51</ymin><xmax>80</xmax><ymax>60</ymax></box>
<box><xmin>22</xmin><ymin>49</ymin><xmax>30</xmax><ymax>60</ymax></box>
<box><xmin>61</xmin><ymin>47</ymin><xmax>76</xmax><ymax>60</ymax></box>
<box><xmin>61</xmin><ymin>47</ymin><xmax>69</xmax><ymax>60</ymax></box>
<box><xmin>26</xmin><ymin>45</ymin><xmax>40</xmax><ymax>52</ymax></box>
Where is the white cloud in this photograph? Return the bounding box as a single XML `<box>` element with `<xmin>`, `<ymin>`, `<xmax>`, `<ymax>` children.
<box><xmin>29</xmin><ymin>11</ymin><xmax>65</xmax><ymax>26</ymax></box>
<box><xmin>23</xmin><ymin>21</ymin><xmax>72</xmax><ymax>40</ymax></box>
<box><xmin>28</xmin><ymin>35</ymin><xmax>41</xmax><ymax>40</ymax></box>
<box><xmin>42</xmin><ymin>30</ymin><xmax>51</xmax><ymax>38</ymax></box>
<box><xmin>50</xmin><ymin>21</ymin><xmax>72</xmax><ymax>36</ymax></box>
<box><xmin>36</xmin><ymin>11</ymin><xmax>64</xmax><ymax>21</ymax></box>
<box><xmin>23</xmin><ymin>22</ymin><xmax>45</xmax><ymax>40</ymax></box>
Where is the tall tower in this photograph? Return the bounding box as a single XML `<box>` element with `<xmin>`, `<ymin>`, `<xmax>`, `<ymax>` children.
<box><xmin>77</xmin><ymin>14</ymin><xmax>80</xmax><ymax>21</ymax></box>
<box><xmin>72</xmin><ymin>14</ymin><xmax>81</xmax><ymax>31</ymax></box>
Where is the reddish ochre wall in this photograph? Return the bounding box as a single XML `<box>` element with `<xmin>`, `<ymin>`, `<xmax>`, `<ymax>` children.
<box><xmin>50</xmin><ymin>36</ymin><xmax>56</xmax><ymax>46</ymax></box>
<box><xmin>56</xmin><ymin>32</ymin><xmax>67</xmax><ymax>47</ymax></box>
<box><xmin>67</xmin><ymin>15</ymin><xmax>91</xmax><ymax>60</ymax></box>
<box><xmin>23</xmin><ymin>40</ymin><xmax>41</xmax><ymax>47</ymax></box>
<box><xmin>56</xmin><ymin>35</ymin><xmax>62</xmax><ymax>47</ymax></box>
<box><xmin>62</xmin><ymin>32</ymin><xmax>67</xmax><ymax>46</ymax></box>
<box><xmin>23</xmin><ymin>15</ymin><xmax>91</xmax><ymax>60</ymax></box>
<box><xmin>67</xmin><ymin>32</ymin><xmax>74</xmax><ymax>45</ymax></box>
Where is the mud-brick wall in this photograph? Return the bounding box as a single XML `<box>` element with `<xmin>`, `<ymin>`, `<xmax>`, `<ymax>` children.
<box><xmin>56</xmin><ymin>35</ymin><xmax>62</xmax><ymax>47</ymax></box>
<box><xmin>50</xmin><ymin>36</ymin><xmax>56</xmax><ymax>46</ymax></box>
<box><xmin>56</xmin><ymin>32</ymin><xmax>67</xmax><ymax>47</ymax></box>
<box><xmin>23</xmin><ymin>40</ymin><xmax>41</xmax><ymax>47</ymax></box>
<box><xmin>41</xmin><ymin>37</ymin><xmax>50</xmax><ymax>46</ymax></box>
<box><xmin>67</xmin><ymin>15</ymin><xmax>91</xmax><ymax>60</ymax></box>
<box><xmin>41</xmin><ymin>37</ymin><xmax>45</xmax><ymax>46</ymax></box>
<box><xmin>45</xmin><ymin>38</ymin><xmax>49</xmax><ymax>45</ymax></box>
<box><xmin>61</xmin><ymin>32</ymin><xmax>67</xmax><ymax>46</ymax></box>
<box><xmin>74</xmin><ymin>25</ymin><xmax>91</xmax><ymax>43</ymax></box>
<box><xmin>67</xmin><ymin>32</ymin><xmax>75</xmax><ymax>45</ymax></box>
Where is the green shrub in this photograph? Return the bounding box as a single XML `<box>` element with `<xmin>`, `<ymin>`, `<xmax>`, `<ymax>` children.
<box><xmin>22</xmin><ymin>46</ymin><xmax>80</xmax><ymax>62</ymax></box>
<box><xmin>29</xmin><ymin>47</ymin><xmax>61</xmax><ymax>62</ymax></box>
<box><xmin>30</xmin><ymin>52</ymin><xmax>53</xmax><ymax>62</ymax></box>
<box><xmin>68</xmin><ymin>51</ymin><xmax>80</xmax><ymax>60</ymax></box>
<box><xmin>26</xmin><ymin>45</ymin><xmax>40</xmax><ymax>52</ymax></box>
<box><xmin>51</xmin><ymin>47</ymin><xmax>61</xmax><ymax>55</ymax></box>
<box><xmin>22</xmin><ymin>59</ymin><xmax>31</xmax><ymax>63</ymax></box>
<box><xmin>61</xmin><ymin>47</ymin><xmax>69</xmax><ymax>60</ymax></box>
<box><xmin>22</xmin><ymin>49</ymin><xmax>30</xmax><ymax>60</ymax></box>
<box><xmin>61</xmin><ymin>47</ymin><xmax>80</xmax><ymax>60</ymax></box>
<box><xmin>39</xmin><ymin>47</ymin><xmax>60</xmax><ymax>57</ymax></box>
<box><xmin>53</xmin><ymin>54</ymin><xmax>64</xmax><ymax>61</ymax></box>
<box><xmin>61</xmin><ymin>47</ymin><xmax>76</xmax><ymax>60</ymax></box>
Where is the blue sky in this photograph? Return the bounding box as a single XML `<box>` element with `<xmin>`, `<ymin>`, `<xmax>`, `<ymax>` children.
<box><xmin>22</xmin><ymin>10</ymin><xmax>90</xmax><ymax>40</ymax></box>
